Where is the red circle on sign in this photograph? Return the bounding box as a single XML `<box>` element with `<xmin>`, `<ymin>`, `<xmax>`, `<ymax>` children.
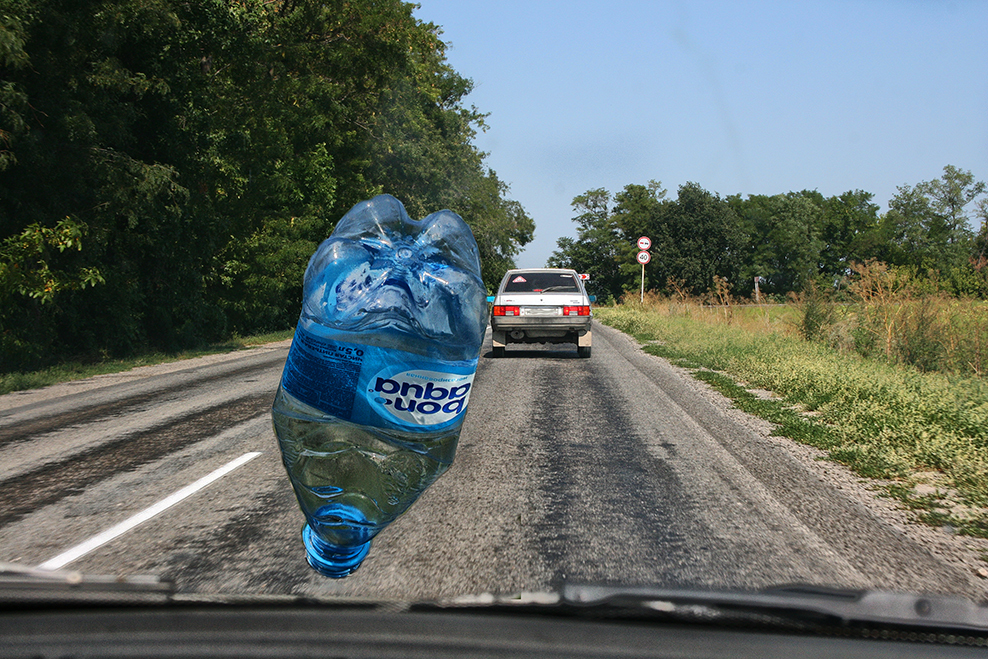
<box><xmin>637</xmin><ymin>251</ymin><xmax>650</xmax><ymax>264</ymax></box>
<box><xmin>637</xmin><ymin>236</ymin><xmax>651</xmax><ymax>251</ymax></box>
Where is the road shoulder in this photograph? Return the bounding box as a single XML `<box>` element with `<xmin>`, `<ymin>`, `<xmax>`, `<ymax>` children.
<box><xmin>597</xmin><ymin>321</ymin><xmax>988</xmax><ymax>599</ymax></box>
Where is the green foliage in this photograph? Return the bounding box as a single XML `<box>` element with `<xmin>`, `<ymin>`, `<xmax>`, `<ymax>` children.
<box><xmin>447</xmin><ymin>171</ymin><xmax>534</xmax><ymax>290</ymax></box>
<box><xmin>0</xmin><ymin>4</ymin><xmax>29</xmax><ymax>172</ymax></box>
<box><xmin>818</xmin><ymin>189</ymin><xmax>881</xmax><ymax>277</ymax></box>
<box><xmin>793</xmin><ymin>281</ymin><xmax>836</xmax><ymax>343</ymax></box>
<box><xmin>556</xmin><ymin>166</ymin><xmax>986</xmax><ymax>303</ymax></box>
<box><xmin>875</xmin><ymin>166</ymin><xmax>986</xmax><ymax>270</ymax></box>
<box><xmin>547</xmin><ymin>187</ymin><xmax>630</xmax><ymax>301</ymax></box>
<box><xmin>549</xmin><ymin>180</ymin><xmax>746</xmax><ymax>301</ymax></box>
<box><xmin>654</xmin><ymin>182</ymin><xmax>745</xmax><ymax>296</ymax></box>
<box><xmin>0</xmin><ymin>216</ymin><xmax>105</xmax><ymax>369</ymax></box>
<box><xmin>0</xmin><ymin>0</ymin><xmax>531</xmax><ymax>370</ymax></box>
<box><xmin>729</xmin><ymin>191</ymin><xmax>825</xmax><ymax>294</ymax></box>
<box><xmin>789</xmin><ymin>260</ymin><xmax>988</xmax><ymax>377</ymax></box>
<box><xmin>0</xmin><ymin>217</ymin><xmax>103</xmax><ymax>303</ymax></box>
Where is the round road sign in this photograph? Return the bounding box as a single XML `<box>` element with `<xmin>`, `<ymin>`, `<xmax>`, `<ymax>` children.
<box><xmin>636</xmin><ymin>250</ymin><xmax>651</xmax><ymax>265</ymax></box>
<box><xmin>637</xmin><ymin>236</ymin><xmax>651</xmax><ymax>251</ymax></box>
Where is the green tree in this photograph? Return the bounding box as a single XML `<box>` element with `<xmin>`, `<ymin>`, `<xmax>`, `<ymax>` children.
<box><xmin>552</xmin><ymin>181</ymin><xmax>744</xmax><ymax>300</ymax></box>
<box><xmin>876</xmin><ymin>166</ymin><xmax>986</xmax><ymax>272</ymax></box>
<box><xmin>655</xmin><ymin>182</ymin><xmax>746</xmax><ymax>296</ymax></box>
<box><xmin>547</xmin><ymin>188</ymin><xmax>627</xmax><ymax>301</ymax></box>
<box><xmin>0</xmin><ymin>0</ymin><xmax>533</xmax><ymax>369</ymax></box>
<box><xmin>874</xmin><ymin>184</ymin><xmax>936</xmax><ymax>268</ymax></box>
<box><xmin>610</xmin><ymin>180</ymin><xmax>666</xmax><ymax>294</ymax></box>
<box><xmin>973</xmin><ymin>198</ymin><xmax>988</xmax><ymax>268</ymax></box>
<box><xmin>611</xmin><ymin>180</ymin><xmax>667</xmax><ymax>242</ymax></box>
<box><xmin>449</xmin><ymin>171</ymin><xmax>534</xmax><ymax>291</ymax></box>
<box><xmin>818</xmin><ymin>189</ymin><xmax>880</xmax><ymax>278</ymax></box>
<box><xmin>0</xmin><ymin>3</ymin><xmax>31</xmax><ymax>172</ymax></box>
<box><xmin>919</xmin><ymin>165</ymin><xmax>986</xmax><ymax>251</ymax></box>
<box><xmin>731</xmin><ymin>191</ymin><xmax>823</xmax><ymax>295</ymax></box>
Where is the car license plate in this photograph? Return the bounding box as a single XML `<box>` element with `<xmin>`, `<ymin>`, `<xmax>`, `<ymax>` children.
<box><xmin>520</xmin><ymin>306</ymin><xmax>561</xmax><ymax>316</ymax></box>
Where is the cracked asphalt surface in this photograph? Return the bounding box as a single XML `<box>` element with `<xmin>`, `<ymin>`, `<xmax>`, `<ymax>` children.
<box><xmin>1</xmin><ymin>322</ymin><xmax>985</xmax><ymax>602</ymax></box>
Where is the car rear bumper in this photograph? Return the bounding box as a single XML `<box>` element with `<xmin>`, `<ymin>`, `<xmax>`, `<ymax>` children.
<box><xmin>490</xmin><ymin>315</ymin><xmax>592</xmax><ymax>335</ymax></box>
<box><xmin>490</xmin><ymin>317</ymin><xmax>593</xmax><ymax>347</ymax></box>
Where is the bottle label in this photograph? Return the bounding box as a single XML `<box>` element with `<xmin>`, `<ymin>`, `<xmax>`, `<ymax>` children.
<box><xmin>281</xmin><ymin>325</ymin><xmax>477</xmax><ymax>432</ymax></box>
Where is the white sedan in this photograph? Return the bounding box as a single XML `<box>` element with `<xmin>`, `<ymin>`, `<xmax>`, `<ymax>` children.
<box><xmin>488</xmin><ymin>268</ymin><xmax>593</xmax><ymax>358</ymax></box>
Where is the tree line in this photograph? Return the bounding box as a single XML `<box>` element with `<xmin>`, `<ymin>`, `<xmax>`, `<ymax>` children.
<box><xmin>549</xmin><ymin>166</ymin><xmax>988</xmax><ymax>303</ymax></box>
<box><xmin>0</xmin><ymin>0</ymin><xmax>534</xmax><ymax>371</ymax></box>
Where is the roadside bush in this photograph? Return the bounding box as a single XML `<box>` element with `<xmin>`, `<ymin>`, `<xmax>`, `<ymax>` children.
<box><xmin>948</xmin><ymin>304</ymin><xmax>988</xmax><ymax>377</ymax></box>
<box><xmin>895</xmin><ymin>295</ymin><xmax>947</xmax><ymax>373</ymax></box>
<box><xmin>782</xmin><ymin>260</ymin><xmax>988</xmax><ymax>378</ymax></box>
<box><xmin>792</xmin><ymin>281</ymin><xmax>836</xmax><ymax>342</ymax></box>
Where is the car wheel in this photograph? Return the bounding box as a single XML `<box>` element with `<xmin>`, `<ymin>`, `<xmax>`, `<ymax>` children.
<box><xmin>492</xmin><ymin>346</ymin><xmax>505</xmax><ymax>358</ymax></box>
<box><xmin>578</xmin><ymin>346</ymin><xmax>591</xmax><ymax>358</ymax></box>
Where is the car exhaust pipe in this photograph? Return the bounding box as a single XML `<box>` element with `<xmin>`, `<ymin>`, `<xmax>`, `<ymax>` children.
<box><xmin>510</xmin><ymin>330</ymin><xmax>525</xmax><ymax>340</ymax></box>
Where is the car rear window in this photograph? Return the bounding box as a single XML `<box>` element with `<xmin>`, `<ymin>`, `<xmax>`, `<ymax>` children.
<box><xmin>502</xmin><ymin>272</ymin><xmax>580</xmax><ymax>293</ymax></box>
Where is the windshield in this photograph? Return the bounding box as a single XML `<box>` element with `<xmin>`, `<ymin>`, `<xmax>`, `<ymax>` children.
<box><xmin>2</xmin><ymin>0</ymin><xmax>988</xmax><ymax>627</ymax></box>
<box><xmin>503</xmin><ymin>272</ymin><xmax>581</xmax><ymax>294</ymax></box>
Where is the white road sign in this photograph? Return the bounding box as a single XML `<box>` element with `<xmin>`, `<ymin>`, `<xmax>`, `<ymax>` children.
<box><xmin>637</xmin><ymin>236</ymin><xmax>651</xmax><ymax>251</ymax></box>
<box><xmin>636</xmin><ymin>250</ymin><xmax>651</xmax><ymax>265</ymax></box>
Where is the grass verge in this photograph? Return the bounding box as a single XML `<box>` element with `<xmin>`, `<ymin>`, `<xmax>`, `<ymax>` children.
<box><xmin>596</xmin><ymin>304</ymin><xmax>988</xmax><ymax>540</ymax></box>
<box><xmin>0</xmin><ymin>328</ymin><xmax>295</xmax><ymax>396</ymax></box>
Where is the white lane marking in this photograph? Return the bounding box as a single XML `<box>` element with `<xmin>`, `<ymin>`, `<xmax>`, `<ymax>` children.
<box><xmin>37</xmin><ymin>451</ymin><xmax>263</xmax><ymax>571</ymax></box>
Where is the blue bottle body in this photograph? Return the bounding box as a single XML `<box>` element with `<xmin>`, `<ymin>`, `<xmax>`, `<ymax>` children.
<box><xmin>272</xmin><ymin>195</ymin><xmax>486</xmax><ymax>577</ymax></box>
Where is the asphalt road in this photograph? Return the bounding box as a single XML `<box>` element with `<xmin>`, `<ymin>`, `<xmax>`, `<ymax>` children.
<box><xmin>1</xmin><ymin>322</ymin><xmax>985</xmax><ymax>602</ymax></box>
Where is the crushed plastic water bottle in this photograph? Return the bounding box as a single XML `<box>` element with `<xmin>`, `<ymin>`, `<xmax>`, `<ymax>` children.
<box><xmin>272</xmin><ymin>195</ymin><xmax>487</xmax><ymax>577</ymax></box>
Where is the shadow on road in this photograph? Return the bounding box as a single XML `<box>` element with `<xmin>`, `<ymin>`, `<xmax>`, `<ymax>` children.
<box><xmin>483</xmin><ymin>348</ymin><xmax>581</xmax><ymax>360</ymax></box>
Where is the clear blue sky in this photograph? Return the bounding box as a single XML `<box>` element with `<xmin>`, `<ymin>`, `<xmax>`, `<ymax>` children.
<box><xmin>412</xmin><ymin>0</ymin><xmax>988</xmax><ymax>269</ymax></box>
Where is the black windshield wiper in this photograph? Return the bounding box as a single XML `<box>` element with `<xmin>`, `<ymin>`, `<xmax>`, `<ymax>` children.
<box><xmin>429</xmin><ymin>583</ymin><xmax>988</xmax><ymax>636</ymax></box>
<box><xmin>559</xmin><ymin>583</ymin><xmax>988</xmax><ymax>633</ymax></box>
<box><xmin>3</xmin><ymin>566</ymin><xmax>986</xmax><ymax>636</ymax></box>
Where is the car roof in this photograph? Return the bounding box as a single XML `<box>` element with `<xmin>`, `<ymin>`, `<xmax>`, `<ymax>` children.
<box><xmin>503</xmin><ymin>268</ymin><xmax>577</xmax><ymax>274</ymax></box>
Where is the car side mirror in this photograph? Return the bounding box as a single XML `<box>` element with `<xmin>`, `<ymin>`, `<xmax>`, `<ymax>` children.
<box><xmin>589</xmin><ymin>295</ymin><xmax>597</xmax><ymax>303</ymax></box>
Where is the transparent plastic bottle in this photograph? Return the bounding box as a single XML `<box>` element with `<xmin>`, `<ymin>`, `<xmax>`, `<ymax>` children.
<box><xmin>272</xmin><ymin>195</ymin><xmax>487</xmax><ymax>577</ymax></box>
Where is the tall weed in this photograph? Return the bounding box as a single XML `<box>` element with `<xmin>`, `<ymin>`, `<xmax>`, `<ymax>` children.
<box><xmin>847</xmin><ymin>259</ymin><xmax>913</xmax><ymax>361</ymax></box>
<box><xmin>790</xmin><ymin>281</ymin><xmax>836</xmax><ymax>342</ymax></box>
<box><xmin>789</xmin><ymin>260</ymin><xmax>988</xmax><ymax>378</ymax></box>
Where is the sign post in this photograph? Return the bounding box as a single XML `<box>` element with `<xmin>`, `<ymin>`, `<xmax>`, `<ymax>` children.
<box><xmin>636</xmin><ymin>237</ymin><xmax>651</xmax><ymax>303</ymax></box>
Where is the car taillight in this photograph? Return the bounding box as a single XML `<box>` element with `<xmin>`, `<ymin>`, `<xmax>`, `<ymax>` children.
<box><xmin>492</xmin><ymin>305</ymin><xmax>521</xmax><ymax>316</ymax></box>
<box><xmin>563</xmin><ymin>306</ymin><xmax>590</xmax><ymax>316</ymax></box>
